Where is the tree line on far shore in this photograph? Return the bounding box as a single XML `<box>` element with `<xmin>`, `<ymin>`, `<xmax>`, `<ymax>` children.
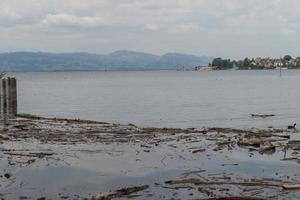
<box><xmin>211</xmin><ymin>55</ymin><xmax>300</xmax><ymax>70</ymax></box>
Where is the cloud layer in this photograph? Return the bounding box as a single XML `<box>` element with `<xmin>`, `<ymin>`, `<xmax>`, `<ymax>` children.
<box><xmin>1</xmin><ymin>0</ymin><xmax>300</xmax><ymax>58</ymax></box>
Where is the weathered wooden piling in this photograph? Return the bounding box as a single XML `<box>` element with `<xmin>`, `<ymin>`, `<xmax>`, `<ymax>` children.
<box><xmin>0</xmin><ymin>77</ymin><xmax>17</xmax><ymax>124</ymax></box>
<box><xmin>11</xmin><ymin>77</ymin><xmax>17</xmax><ymax>116</ymax></box>
<box><xmin>2</xmin><ymin>78</ymin><xmax>7</xmax><ymax>114</ymax></box>
<box><xmin>7</xmin><ymin>77</ymin><xmax>13</xmax><ymax>116</ymax></box>
<box><xmin>0</xmin><ymin>80</ymin><xmax>2</xmax><ymax>116</ymax></box>
<box><xmin>2</xmin><ymin>78</ymin><xmax>7</xmax><ymax>124</ymax></box>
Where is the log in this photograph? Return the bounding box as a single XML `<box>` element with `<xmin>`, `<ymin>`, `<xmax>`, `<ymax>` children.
<box><xmin>91</xmin><ymin>184</ymin><xmax>149</xmax><ymax>200</ymax></box>
<box><xmin>282</xmin><ymin>184</ymin><xmax>300</xmax><ymax>190</ymax></box>
<box><xmin>0</xmin><ymin>133</ymin><xmax>10</xmax><ymax>140</ymax></box>
<box><xmin>251</xmin><ymin>114</ymin><xmax>275</xmax><ymax>118</ymax></box>
<box><xmin>192</xmin><ymin>149</ymin><xmax>206</xmax><ymax>153</ymax></box>
<box><xmin>202</xmin><ymin>197</ymin><xmax>267</xmax><ymax>200</ymax></box>
<box><xmin>165</xmin><ymin>178</ymin><xmax>282</xmax><ymax>188</ymax></box>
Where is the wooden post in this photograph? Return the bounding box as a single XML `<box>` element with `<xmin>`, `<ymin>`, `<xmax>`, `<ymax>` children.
<box><xmin>0</xmin><ymin>79</ymin><xmax>2</xmax><ymax>118</ymax></box>
<box><xmin>11</xmin><ymin>78</ymin><xmax>17</xmax><ymax>116</ymax></box>
<box><xmin>0</xmin><ymin>77</ymin><xmax>17</xmax><ymax>124</ymax></box>
<box><xmin>7</xmin><ymin>77</ymin><xmax>13</xmax><ymax>117</ymax></box>
<box><xmin>2</xmin><ymin>78</ymin><xmax>7</xmax><ymax>125</ymax></box>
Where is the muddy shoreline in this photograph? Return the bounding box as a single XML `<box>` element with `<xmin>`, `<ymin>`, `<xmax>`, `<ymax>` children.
<box><xmin>1</xmin><ymin>114</ymin><xmax>300</xmax><ymax>199</ymax></box>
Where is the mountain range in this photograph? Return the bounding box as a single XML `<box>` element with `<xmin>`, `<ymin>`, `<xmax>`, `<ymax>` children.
<box><xmin>0</xmin><ymin>50</ymin><xmax>212</xmax><ymax>72</ymax></box>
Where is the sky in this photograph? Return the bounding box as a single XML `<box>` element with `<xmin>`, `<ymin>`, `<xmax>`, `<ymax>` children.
<box><xmin>0</xmin><ymin>0</ymin><xmax>300</xmax><ymax>59</ymax></box>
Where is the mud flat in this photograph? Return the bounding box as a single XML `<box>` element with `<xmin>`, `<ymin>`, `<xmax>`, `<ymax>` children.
<box><xmin>0</xmin><ymin>114</ymin><xmax>300</xmax><ymax>199</ymax></box>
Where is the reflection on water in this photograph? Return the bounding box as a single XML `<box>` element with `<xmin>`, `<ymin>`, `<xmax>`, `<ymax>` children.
<box><xmin>2</xmin><ymin>140</ymin><xmax>300</xmax><ymax>199</ymax></box>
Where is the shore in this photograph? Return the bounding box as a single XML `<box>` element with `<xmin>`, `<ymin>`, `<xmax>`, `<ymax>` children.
<box><xmin>0</xmin><ymin>114</ymin><xmax>300</xmax><ymax>199</ymax></box>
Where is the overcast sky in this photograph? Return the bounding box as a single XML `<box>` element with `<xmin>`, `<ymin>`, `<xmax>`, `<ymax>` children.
<box><xmin>0</xmin><ymin>0</ymin><xmax>299</xmax><ymax>59</ymax></box>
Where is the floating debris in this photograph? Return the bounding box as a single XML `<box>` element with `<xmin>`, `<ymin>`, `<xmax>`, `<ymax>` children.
<box><xmin>0</xmin><ymin>114</ymin><xmax>299</xmax><ymax>199</ymax></box>
<box><xmin>251</xmin><ymin>114</ymin><xmax>275</xmax><ymax>118</ymax></box>
<box><xmin>91</xmin><ymin>184</ymin><xmax>149</xmax><ymax>200</ymax></box>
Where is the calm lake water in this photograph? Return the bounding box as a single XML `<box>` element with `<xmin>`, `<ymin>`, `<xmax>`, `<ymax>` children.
<box><xmin>13</xmin><ymin>70</ymin><xmax>300</xmax><ymax>129</ymax></box>
<box><xmin>3</xmin><ymin>70</ymin><xmax>300</xmax><ymax>199</ymax></box>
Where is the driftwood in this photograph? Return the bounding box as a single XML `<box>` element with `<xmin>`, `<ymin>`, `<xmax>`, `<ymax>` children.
<box><xmin>251</xmin><ymin>114</ymin><xmax>275</xmax><ymax>118</ymax></box>
<box><xmin>282</xmin><ymin>184</ymin><xmax>300</xmax><ymax>190</ymax></box>
<box><xmin>3</xmin><ymin>152</ymin><xmax>54</xmax><ymax>158</ymax></box>
<box><xmin>287</xmin><ymin>140</ymin><xmax>300</xmax><ymax>150</ymax></box>
<box><xmin>91</xmin><ymin>184</ymin><xmax>149</xmax><ymax>200</ymax></box>
<box><xmin>207</xmin><ymin>128</ymin><xmax>252</xmax><ymax>134</ymax></box>
<box><xmin>192</xmin><ymin>149</ymin><xmax>206</xmax><ymax>153</ymax></box>
<box><xmin>287</xmin><ymin>140</ymin><xmax>300</xmax><ymax>145</ymax></box>
<box><xmin>165</xmin><ymin>178</ymin><xmax>282</xmax><ymax>188</ymax></box>
<box><xmin>166</xmin><ymin>178</ymin><xmax>300</xmax><ymax>191</ymax></box>
<box><xmin>201</xmin><ymin>197</ymin><xmax>267</xmax><ymax>200</ymax></box>
<box><xmin>142</xmin><ymin>127</ymin><xmax>206</xmax><ymax>134</ymax></box>
<box><xmin>258</xmin><ymin>141</ymin><xmax>276</xmax><ymax>154</ymax></box>
<box><xmin>238</xmin><ymin>137</ymin><xmax>276</xmax><ymax>153</ymax></box>
<box><xmin>0</xmin><ymin>133</ymin><xmax>10</xmax><ymax>140</ymax></box>
<box><xmin>281</xmin><ymin>157</ymin><xmax>298</xmax><ymax>161</ymax></box>
<box><xmin>2</xmin><ymin>114</ymin><xmax>300</xmax><ymax>199</ymax></box>
<box><xmin>238</xmin><ymin>137</ymin><xmax>264</xmax><ymax>147</ymax></box>
<box><xmin>208</xmin><ymin>127</ymin><xmax>285</xmax><ymax>136</ymax></box>
<box><xmin>16</xmin><ymin>113</ymin><xmax>110</xmax><ymax>125</ymax></box>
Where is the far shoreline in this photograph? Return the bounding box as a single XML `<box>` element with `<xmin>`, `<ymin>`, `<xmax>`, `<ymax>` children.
<box><xmin>5</xmin><ymin>68</ymin><xmax>300</xmax><ymax>73</ymax></box>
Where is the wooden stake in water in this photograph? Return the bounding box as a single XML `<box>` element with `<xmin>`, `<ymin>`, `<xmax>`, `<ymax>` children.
<box><xmin>2</xmin><ymin>78</ymin><xmax>7</xmax><ymax>126</ymax></box>
<box><xmin>7</xmin><ymin>77</ymin><xmax>13</xmax><ymax>117</ymax></box>
<box><xmin>0</xmin><ymin>80</ymin><xmax>2</xmax><ymax>119</ymax></box>
<box><xmin>11</xmin><ymin>78</ymin><xmax>17</xmax><ymax>116</ymax></box>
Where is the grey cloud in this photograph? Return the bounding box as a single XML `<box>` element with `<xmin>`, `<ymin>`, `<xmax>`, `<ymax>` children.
<box><xmin>0</xmin><ymin>0</ymin><xmax>300</xmax><ymax>58</ymax></box>
<box><xmin>41</xmin><ymin>14</ymin><xmax>106</xmax><ymax>28</ymax></box>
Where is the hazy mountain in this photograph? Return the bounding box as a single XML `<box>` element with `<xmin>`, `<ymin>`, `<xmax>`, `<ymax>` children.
<box><xmin>0</xmin><ymin>50</ymin><xmax>212</xmax><ymax>71</ymax></box>
<box><xmin>158</xmin><ymin>53</ymin><xmax>212</xmax><ymax>68</ymax></box>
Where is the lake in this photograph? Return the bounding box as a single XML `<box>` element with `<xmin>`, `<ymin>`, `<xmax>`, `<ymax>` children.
<box><xmin>3</xmin><ymin>69</ymin><xmax>300</xmax><ymax>199</ymax></box>
<box><xmin>14</xmin><ymin>70</ymin><xmax>300</xmax><ymax>129</ymax></box>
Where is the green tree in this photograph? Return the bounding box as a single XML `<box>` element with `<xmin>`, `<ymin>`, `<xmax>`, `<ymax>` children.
<box><xmin>212</xmin><ymin>58</ymin><xmax>223</xmax><ymax>67</ymax></box>
<box><xmin>243</xmin><ymin>58</ymin><xmax>251</xmax><ymax>67</ymax></box>
<box><xmin>212</xmin><ymin>58</ymin><xmax>233</xmax><ymax>70</ymax></box>
<box><xmin>283</xmin><ymin>55</ymin><xmax>292</xmax><ymax>61</ymax></box>
<box><xmin>222</xmin><ymin>59</ymin><xmax>233</xmax><ymax>69</ymax></box>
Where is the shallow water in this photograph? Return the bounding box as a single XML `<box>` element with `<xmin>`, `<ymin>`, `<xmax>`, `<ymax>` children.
<box><xmin>2</xmin><ymin>138</ymin><xmax>300</xmax><ymax>199</ymax></box>
<box><xmin>2</xmin><ymin>70</ymin><xmax>300</xmax><ymax>199</ymax></box>
<box><xmin>13</xmin><ymin>70</ymin><xmax>300</xmax><ymax>129</ymax></box>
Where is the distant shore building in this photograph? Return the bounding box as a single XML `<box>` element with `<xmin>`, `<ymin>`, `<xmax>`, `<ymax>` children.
<box><xmin>250</xmin><ymin>57</ymin><xmax>297</xmax><ymax>69</ymax></box>
<box><xmin>197</xmin><ymin>64</ymin><xmax>218</xmax><ymax>71</ymax></box>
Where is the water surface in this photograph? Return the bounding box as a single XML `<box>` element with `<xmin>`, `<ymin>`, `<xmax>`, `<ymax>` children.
<box><xmin>14</xmin><ymin>70</ymin><xmax>300</xmax><ymax>128</ymax></box>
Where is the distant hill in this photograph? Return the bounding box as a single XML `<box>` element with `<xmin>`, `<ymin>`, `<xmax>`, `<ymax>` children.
<box><xmin>0</xmin><ymin>50</ymin><xmax>212</xmax><ymax>72</ymax></box>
